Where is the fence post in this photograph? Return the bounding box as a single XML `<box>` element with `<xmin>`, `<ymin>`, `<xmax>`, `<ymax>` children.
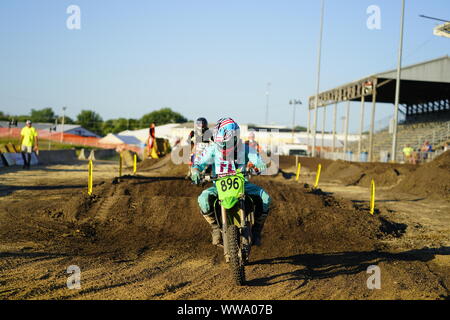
<box><xmin>370</xmin><ymin>179</ymin><xmax>376</xmax><ymax>215</ymax></box>
<box><xmin>314</xmin><ymin>164</ymin><xmax>322</xmax><ymax>189</ymax></box>
<box><xmin>88</xmin><ymin>160</ymin><xmax>93</xmax><ymax>195</ymax></box>
<box><xmin>295</xmin><ymin>163</ymin><xmax>301</xmax><ymax>182</ymax></box>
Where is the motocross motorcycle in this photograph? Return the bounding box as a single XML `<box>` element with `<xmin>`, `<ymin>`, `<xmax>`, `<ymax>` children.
<box><xmin>203</xmin><ymin>170</ymin><xmax>257</xmax><ymax>285</ymax></box>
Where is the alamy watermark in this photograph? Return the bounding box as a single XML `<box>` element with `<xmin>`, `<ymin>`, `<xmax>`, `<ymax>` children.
<box><xmin>170</xmin><ymin>126</ymin><xmax>279</xmax><ymax>176</ymax></box>
<box><xmin>66</xmin><ymin>265</ymin><xmax>81</xmax><ymax>290</ymax></box>
<box><xmin>66</xmin><ymin>5</ymin><xmax>81</xmax><ymax>30</ymax></box>
<box><xmin>367</xmin><ymin>5</ymin><xmax>381</xmax><ymax>30</ymax></box>
<box><xmin>366</xmin><ymin>265</ymin><xmax>381</xmax><ymax>290</ymax></box>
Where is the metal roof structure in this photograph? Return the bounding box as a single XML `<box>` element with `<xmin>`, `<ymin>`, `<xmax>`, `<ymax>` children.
<box><xmin>308</xmin><ymin>55</ymin><xmax>450</xmax><ymax>114</ymax></box>
<box><xmin>307</xmin><ymin>56</ymin><xmax>450</xmax><ymax>162</ymax></box>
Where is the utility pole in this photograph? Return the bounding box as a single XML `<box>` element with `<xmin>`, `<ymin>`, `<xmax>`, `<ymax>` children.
<box><xmin>391</xmin><ymin>0</ymin><xmax>406</xmax><ymax>163</ymax></box>
<box><xmin>61</xmin><ymin>106</ymin><xmax>67</xmax><ymax>143</ymax></box>
<box><xmin>312</xmin><ymin>0</ymin><xmax>325</xmax><ymax>157</ymax></box>
<box><xmin>265</xmin><ymin>82</ymin><xmax>271</xmax><ymax>125</ymax></box>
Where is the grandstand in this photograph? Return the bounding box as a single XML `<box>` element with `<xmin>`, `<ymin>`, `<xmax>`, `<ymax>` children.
<box><xmin>308</xmin><ymin>56</ymin><xmax>450</xmax><ymax>162</ymax></box>
<box><xmin>352</xmin><ymin>120</ymin><xmax>449</xmax><ymax>162</ymax></box>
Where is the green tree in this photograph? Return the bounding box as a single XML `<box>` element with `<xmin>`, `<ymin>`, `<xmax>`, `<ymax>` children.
<box><xmin>140</xmin><ymin>108</ymin><xmax>187</xmax><ymax>127</ymax></box>
<box><xmin>0</xmin><ymin>111</ymin><xmax>8</xmax><ymax>121</ymax></box>
<box><xmin>30</xmin><ymin>108</ymin><xmax>55</xmax><ymax>123</ymax></box>
<box><xmin>294</xmin><ymin>126</ymin><xmax>307</xmax><ymax>132</ymax></box>
<box><xmin>76</xmin><ymin>110</ymin><xmax>103</xmax><ymax>135</ymax></box>
<box><xmin>102</xmin><ymin>118</ymin><xmax>140</xmax><ymax>135</ymax></box>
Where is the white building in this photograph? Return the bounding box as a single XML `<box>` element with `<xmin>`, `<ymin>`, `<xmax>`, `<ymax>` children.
<box><xmin>119</xmin><ymin>122</ymin><xmax>360</xmax><ymax>155</ymax></box>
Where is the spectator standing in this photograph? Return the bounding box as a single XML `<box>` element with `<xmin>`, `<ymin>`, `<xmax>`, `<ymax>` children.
<box><xmin>402</xmin><ymin>144</ymin><xmax>414</xmax><ymax>164</ymax></box>
<box><xmin>20</xmin><ymin>120</ymin><xmax>39</xmax><ymax>169</ymax></box>
<box><xmin>146</xmin><ymin>123</ymin><xmax>158</xmax><ymax>159</ymax></box>
<box><xmin>244</xmin><ymin>131</ymin><xmax>262</xmax><ymax>153</ymax></box>
<box><xmin>421</xmin><ymin>141</ymin><xmax>432</xmax><ymax>161</ymax></box>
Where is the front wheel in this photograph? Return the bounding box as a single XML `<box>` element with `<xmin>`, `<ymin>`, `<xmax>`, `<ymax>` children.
<box><xmin>227</xmin><ymin>225</ymin><xmax>245</xmax><ymax>285</ymax></box>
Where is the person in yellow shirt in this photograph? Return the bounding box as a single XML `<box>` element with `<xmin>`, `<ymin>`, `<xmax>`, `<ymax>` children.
<box><xmin>20</xmin><ymin>120</ymin><xmax>39</xmax><ymax>169</ymax></box>
<box><xmin>402</xmin><ymin>144</ymin><xmax>414</xmax><ymax>164</ymax></box>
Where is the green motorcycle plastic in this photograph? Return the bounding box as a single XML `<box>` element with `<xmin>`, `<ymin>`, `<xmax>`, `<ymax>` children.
<box><xmin>214</xmin><ymin>170</ymin><xmax>254</xmax><ymax>285</ymax></box>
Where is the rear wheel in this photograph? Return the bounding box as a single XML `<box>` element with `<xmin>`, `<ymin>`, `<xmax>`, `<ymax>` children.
<box><xmin>227</xmin><ymin>225</ymin><xmax>245</xmax><ymax>285</ymax></box>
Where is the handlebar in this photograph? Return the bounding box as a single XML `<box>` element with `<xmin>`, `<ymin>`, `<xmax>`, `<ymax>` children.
<box><xmin>192</xmin><ymin>167</ymin><xmax>261</xmax><ymax>186</ymax></box>
<box><xmin>200</xmin><ymin>171</ymin><xmax>256</xmax><ymax>184</ymax></box>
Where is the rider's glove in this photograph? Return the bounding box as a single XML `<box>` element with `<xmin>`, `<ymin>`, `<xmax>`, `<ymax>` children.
<box><xmin>191</xmin><ymin>168</ymin><xmax>201</xmax><ymax>185</ymax></box>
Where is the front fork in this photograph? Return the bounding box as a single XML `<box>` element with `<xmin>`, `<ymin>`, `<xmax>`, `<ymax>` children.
<box><xmin>221</xmin><ymin>197</ymin><xmax>248</xmax><ymax>263</ymax></box>
<box><xmin>221</xmin><ymin>205</ymin><xmax>230</xmax><ymax>263</ymax></box>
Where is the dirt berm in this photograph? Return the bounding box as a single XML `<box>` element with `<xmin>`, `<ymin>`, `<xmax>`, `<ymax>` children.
<box><xmin>278</xmin><ymin>155</ymin><xmax>416</xmax><ymax>188</ymax></box>
<box><xmin>394</xmin><ymin>151</ymin><xmax>450</xmax><ymax>200</ymax></box>
<box><xmin>321</xmin><ymin>161</ymin><xmax>416</xmax><ymax>188</ymax></box>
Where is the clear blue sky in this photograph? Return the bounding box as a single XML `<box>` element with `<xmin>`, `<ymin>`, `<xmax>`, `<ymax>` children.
<box><xmin>1</xmin><ymin>0</ymin><xmax>449</xmax><ymax>133</ymax></box>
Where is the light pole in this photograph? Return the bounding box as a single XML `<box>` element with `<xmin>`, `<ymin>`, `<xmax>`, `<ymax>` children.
<box><xmin>391</xmin><ymin>0</ymin><xmax>406</xmax><ymax>162</ymax></box>
<box><xmin>312</xmin><ymin>0</ymin><xmax>325</xmax><ymax>157</ymax></box>
<box><xmin>289</xmin><ymin>100</ymin><xmax>302</xmax><ymax>143</ymax></box>
<box><xmin>61</xmin><ymin>106</ymin><xmax>67</xmax><ymax>143</ymax></box>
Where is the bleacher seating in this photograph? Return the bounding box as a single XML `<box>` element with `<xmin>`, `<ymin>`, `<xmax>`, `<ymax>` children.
<box><xmin>350</xmin><ymin>121</ymin><xmax>450</xmax><ymax>161</ymax></box>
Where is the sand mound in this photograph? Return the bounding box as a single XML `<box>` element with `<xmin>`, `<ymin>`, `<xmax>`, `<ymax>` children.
<box><xmin>322</xmin><ymin>160</ymin><xmax>415</xmax><ymax>188</ymax></box>
<box><xmin>137</xmin><ymin>157</ymin><xmax>163</xmax><ymax>171</ymax></box>
<box><xmin>278</xmin><ymin>156</ymin><xmax>415</xmax><ymax>188</ymax></box>
<box><xmin>394</xmin><ymin>151</ymin><xmax>450</xmax><ymax>200</ymax></box>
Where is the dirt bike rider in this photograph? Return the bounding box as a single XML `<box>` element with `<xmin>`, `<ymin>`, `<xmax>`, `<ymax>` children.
<box><xmin>245</xmin><ymin>130</ymin><xmax>262</xmax><ymax>154</ymax></box>
<box><xmin>186</xmin><ymin>117</ymin><xmax>213</xmax><ymax>178</ymax></box>
<box><xmin>191</xmin><ymin>117</ymin><xmax>271</xmax><ymax>246</ymax></box>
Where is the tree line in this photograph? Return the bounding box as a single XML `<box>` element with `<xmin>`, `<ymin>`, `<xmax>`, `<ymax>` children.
<box><xmin>0</xmin><ymin>108</ymin><xmax>188</xmax><ymax>136</ymax></box>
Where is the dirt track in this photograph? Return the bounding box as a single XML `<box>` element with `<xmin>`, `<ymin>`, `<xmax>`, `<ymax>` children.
<box><xmin>0</xmin><ymin>156</ymin><xmax>449</xmax><ymax>300</ymax></box>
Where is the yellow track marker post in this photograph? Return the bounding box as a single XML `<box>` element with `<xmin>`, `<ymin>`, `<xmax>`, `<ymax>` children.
<box><xmin>370</xmin><ymin>179</ymin><xmax>376</xmax><ymax>215</ymax></box>
<box><xmin>88</xmin><ymin>160</ymin><xmax>93</xmax><ymax>195</ymax></box>
<box><xmin>133</xmin><ymin>154</ymin><xmax>137</xmax><ymax>175</ymax></box>
<box><xmin>314</xmin><ymin>164</ymin><xmax>322</xmax><ymax>189</ymax></box>
<box><xmin>295</xmin><ymin>163</ymin><xmax>301</xmax><ymax>182</ymax></box>
<box><xmin>119</xmin><ymin>152</ymin><xmax>123</xmax><ymax>177</ymax></box>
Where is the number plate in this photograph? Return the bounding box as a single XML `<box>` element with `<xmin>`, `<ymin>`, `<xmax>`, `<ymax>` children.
<box><xmin>216</xmin><ymin>172</ymin><xmax>245</xmax><ymax>201</ymax></box>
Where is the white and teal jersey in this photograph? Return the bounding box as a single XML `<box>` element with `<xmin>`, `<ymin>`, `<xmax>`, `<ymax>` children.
<box><xmin>192</xmin><ymin>143</ymin><xmax>266</xmax><ymax>176</ymax></box>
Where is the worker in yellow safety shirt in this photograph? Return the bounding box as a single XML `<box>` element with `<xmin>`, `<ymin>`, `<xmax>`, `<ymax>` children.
<box><xmin>20</xmin><ymin>120</ymin><xmax>39</xmax><ymax>169</ymax></box>
<box><xmin>402</xmin><ymin>144</ymin><xmax>414</xmax><ymax>164</ymax></box>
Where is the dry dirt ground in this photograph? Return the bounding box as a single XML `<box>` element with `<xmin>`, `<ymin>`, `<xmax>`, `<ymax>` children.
<box><xmin>0</xmin><ymin>156</ymin><xmax>449</xmax><ymax>300</ymax></box>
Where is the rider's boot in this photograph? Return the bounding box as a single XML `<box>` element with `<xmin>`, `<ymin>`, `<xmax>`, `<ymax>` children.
<box><xmin>202</xmin><ymin>211</ymin><xmax>222</xmax><ymax>245</ymax></box>
<box><xmin>252</xmin><ymin>212</ymin><xmax>268</xmax><ymax>246</ymax></box>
